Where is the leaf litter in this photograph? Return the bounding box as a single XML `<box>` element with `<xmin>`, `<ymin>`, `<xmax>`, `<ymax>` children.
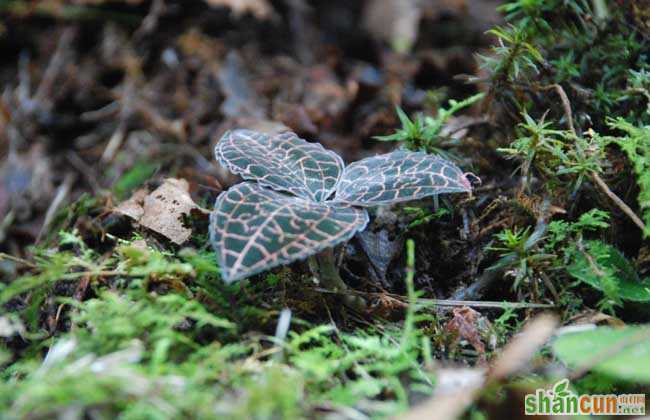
<box><xmin>115</xmin><ymin>178</ymin><xmax>203</xmax><ymax>245</ymax></box>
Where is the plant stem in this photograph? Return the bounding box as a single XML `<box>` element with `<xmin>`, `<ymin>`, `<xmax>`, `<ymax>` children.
<box><xmin>591</xmin><ymin>171</ymin><xmax>647</xmax><ymax>233</ymax></box>
<box><xmin>543</xmin><ymin>82</ymin><xmax>647</xmax><ymax>235</ymax></box>
<box><xmin>400</xmin><ymin>239</ymin><xmax>416</xmax><ymax>349</ymax></box>
<box><xmin>308</xmin><ymin>248</ymin><xmax>366</xmax><ymax>312</ymax></box>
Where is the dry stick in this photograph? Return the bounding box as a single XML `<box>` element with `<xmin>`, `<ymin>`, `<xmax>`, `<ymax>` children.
<box><xmin>401</xmin><ymin>314</ymin><xmax>559</xmax><ymax>420</ymax></box>
<box><xmin>133</xmin><ymin>0</ymin><xmax>165</xmax><ymax>41</ymax></box>
<box><xmin>546</xmin><ymin>83</ymin><xmax>647</xmax><ymax>233</ymax></box>
<box><xmin>0</xmin><ymin>252</ymin><xmax>37</xmax><ymax>268</ymax></box>
<box><xmin>418</xmin><ymin>298</ymin><xmax>554</xmax><ymax>310</ymax></box>
<box><xmin>540</xmin><ymin>83</ymin><xmax>575</xmax><ymax>135</ymax></box>
<box><xmin>36</xmin><ymin>172</ymin><xmax>76</xmax><ymax>243</ymax></box>
<box><xmin>591</xmin><ymin>172</ymin><xmax>647</xmax><ymax>232</ymax></box>
<box><xmin>66</xmin><ymin>151</ymin><xmax>103</xmax><ymax>194</ymax></box>
<box><xmin>101</xmin><ymin>78</ymin><xmax>135</xmax><ymax>163</ymax></box>
<box><xmin>34</xmin><ymin>28</ymin><xmax>75</xmax><ymax>104</ymax></box>
<box><xmin>311</xmin><ymin>288</ymin><xmax>554</xmax><ymax>309</ymax></box>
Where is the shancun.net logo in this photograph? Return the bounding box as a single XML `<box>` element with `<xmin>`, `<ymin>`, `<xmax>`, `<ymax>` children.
<box><xmin>525</xmin><ymin>379</ymin><xmax>645</xmax><ymax>416</ymax></box>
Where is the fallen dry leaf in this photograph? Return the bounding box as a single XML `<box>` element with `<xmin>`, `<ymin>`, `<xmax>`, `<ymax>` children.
<box><xmin>204</xmin><ymin>0</ymin><xmax>274</xmax><ymax>20</ymax></box>
<box><xmin>114</xmin><ymin>188</ymin><xmax>148</xmax><ymax>221</ymax></box>
<box><xmin>566</xmin><ymin>309</ymin><xmax>626</xmax><ymax>328</ymax></box>
<box><xmin>114</xmin><ymin>178</ymin><xmax>199</xmax><ymax>245</ymax></box>
<box><xmin>444</xmin><ymin>306</ymin><xmax>490</xmax><ymax>363</ymax></box>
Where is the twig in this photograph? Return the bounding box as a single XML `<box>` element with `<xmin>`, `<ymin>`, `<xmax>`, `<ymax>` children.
<box><xmin>101</xmin><ymin>78</ymin><xmax>134</xmax><ymax>163</ymax></box>
<box><xmin>80</xmin><ymin>101</ymin><xmax>120</xmax><ymax>122</ymax></box>
<box><xmin>0</xmin><ymin>252</ymin><xmax>37</xmax><ymax>268</ymax></box>
<box><xmin>0</xmin><ymin>210</ymin><xmax>15</xmax><ymax>245</ymax></box>
<box><xmin>540</xmin><ymin>83</ymin><xmax>575</xmax><ymax>135</ymax></box>
<box><xmin>34</xmin><ymin>28</ymin><xmax>75</xmax><ymax>105</ymax></box>
<box><xmin>133</xmin><ymin>98</ymin><xmax>186</xmax><ymax>140</ymax></box>
<box><xmin>310</xmin><ymin>288</ymin><xmax>554</xmax><ymax>309</ymax></box>
<box><xmin>66</xmin><ymin>151</ymin><xmax>103</xmax><ymax>194</ymax></box>
<box><xmin>133</xmin><ymin>0</ymin><xmax>165</xmax><ymax>41</ymax></box>
<box><xmin>545</xmin><ymin>83</ymin><xmax>647</xmax><ymax>233</ymax></box>
<box><xmin>591</xmin><ymin>171</ymin><xmax>647</xmax><ymax>232</ymax></box>
<box><xmin>17</xmin><ymin>52</ymin><xmax>31</xmax><ymax>109</ymax></box>
<box><xmin>419</xmin><ymin>298</ymin><xmax>554</xmax><ymax>309</ymax></box>
<box><xmin>36</xmin><ymin>172</ymin><xmax>76</xmax><ymax>243</ymax></box>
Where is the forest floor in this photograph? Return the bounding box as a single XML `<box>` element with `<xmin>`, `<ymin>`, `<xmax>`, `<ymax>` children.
<box><xmin>1</xmin><ymin>0</ymin><xmax>650</xmax><ymax>419</ymax></box>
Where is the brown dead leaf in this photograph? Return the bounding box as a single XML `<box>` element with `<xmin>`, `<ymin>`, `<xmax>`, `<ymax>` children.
<box><xmin>114</xmin><ymin>188</ymin><xmax>148</xmax><ymax>221</ymax></box>
<box><xmin>114</xmin><ymin>178</ymin><xmax>199</xmax><ymax>245</ymax></box>
<box><xmin>204</xmin><ymin>0</ymin><xmax>274</xmax><ymax>20</ymax></box>
<box><xmin>444</xmin><ymin>306</ymin><xmax>489</xmax><ymax>363</ymax></box>
<box><xmin>567</xmin><ymin>309</ymin><xmax>626</xmax><ymax>328</ymax></box>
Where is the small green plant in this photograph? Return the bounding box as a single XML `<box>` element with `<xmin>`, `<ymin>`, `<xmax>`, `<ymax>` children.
<box><xmin>210</xmin><ymin>129</ymin><xmax>471</xmax><ymax>295</ymax></box>
<box><xmin>498</xmin><ymin>112</ymin><xmax>567</xmax><ymax>189</ymax></box>
<box><xmin>479</xmin><ymin>24</ymin><xmax>543</xmax><ymax>87</ymax></box>
<box><xmin>551</xmin><ymin>51</ymin><xmax>580</xmax><ymax>83</ymax></box>
<box><xmin>488</xmin><ymin>206</ymin><xmax>650</xmax><ymax>313</ymax></box>
<box><xmin>488</xmin><ymin>209</ymin><xmax>617</xmax><ymax>304</ymax></box>
<box><xmin>375</xmin><ymin>93</ymin><xmax>484</xmax><ymax>157</ymax></box>
<box><xmin>1</xmin><ymin>235</ymin><xmax>440</xmax><ymax>419</ymax></box>
<box><xmin>404</xmin><ymin>206</ymin><xmax>450</xmax><ymax>229</ymax></box>
<box><xmin>567</xmin><ymin>240</ymin><xmax>650</xmax><ymax>313</ymax></box>
<box><xmin>545</xmin><ymin>208</ymin><xmax>610</xmax><ymax>249</ymax></box>
<box><xmin>545</xmin><ymin>209</ymin><xmax>646</xmax><ymax>314</ymax></box>
<box><xmin>499</xmin><ymin>113</ymin><xmax>606</xmax><ymax>194</ymax></box>
<box><xmin>482</xmin><ymin>1</ymin><xmax>648</xmax><ymax>128</ymax></box>
<box><xmin>0</xmin><ymin>231</ymin><xmax>197</xmax><ymax>334</ymax></box>
<box><xmin>489</xmin><ymin>224</ymin><xmax>554</xmax><ymax>293</ymax></box>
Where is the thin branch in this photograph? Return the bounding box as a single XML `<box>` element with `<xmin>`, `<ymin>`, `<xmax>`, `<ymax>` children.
<box><xmin>34</xmin><ymin>28</ymin><xmax>75</xmax><ymax>105</ymax></box>
<box><xmin>36</xmin><ymin>172</ymin><xmax>77</xmax><ymax>243</ymax></box>
<box><xmin>544</xmin><ymin>83</ymin><xmax>647</xmax><ymax>234</ymax></box>
<box><xmin>540</xmin><ymin>83</ymin><xmax>575</xmax><ymax>135</ymax></box>
<box><xmin>311</xmin><ymin>288</ymin><xmax>555</xmax><ymax>309</ymax></box>
<box><xmin>591</xmin><ymin>171</ymin><xmax>647</xmax><ymax>232</ymax></box>
<box><xmin>0</xmin><ymin>252</ymin><xmax>37</xmax><ymax>268</ymax></box>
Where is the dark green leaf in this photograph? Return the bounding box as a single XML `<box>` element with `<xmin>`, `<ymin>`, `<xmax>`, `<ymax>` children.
<box><xmin>210</xmin><ymin>183</ymin><xmax>369</xmax><ymax>282</ymax></box>
<box><xmin>216</xmin><ymin>129</ymin><xmax>344</xmax><ymax>202</ymax></box>
<box><xmin>334</xmin><ymin>151</ymin><xmax>471</xmax><ymax>206</ymax></box>
<box><xmin>568</xmin><ymin>240</ymin><xmax>650</xmax><ymax>302</ymax></box>
<box><xmin>553</xmin><ymin>326</ymin><xmax>650</xmax><ymax>383</ymax></box>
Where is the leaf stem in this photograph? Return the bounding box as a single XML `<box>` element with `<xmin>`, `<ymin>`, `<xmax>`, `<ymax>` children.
<box><xmin>308</xmin><ymin>248</ymin><xmax>366</xmax><ymax>312</ymax></box>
